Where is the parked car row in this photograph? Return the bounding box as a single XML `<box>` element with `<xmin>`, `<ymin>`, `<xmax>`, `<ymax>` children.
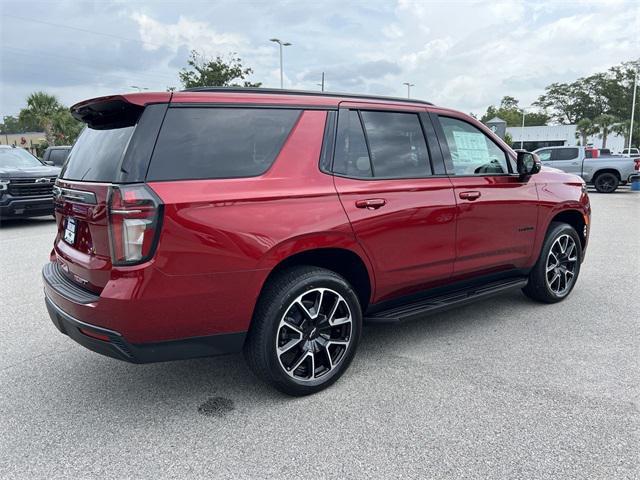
<box><xmin>0</xmin><ymin>145</ymin><xmax>61</xmax><ymax>220</ymax></box>
<box><xmin>533</xmin><ymin>146</ymin><xmax>640</xmax><ymax>193</ymax></box>
<box><xmin>0</xmin><ymin>145</ymin><xmax>74</xmax><ymax>221</ymax></box>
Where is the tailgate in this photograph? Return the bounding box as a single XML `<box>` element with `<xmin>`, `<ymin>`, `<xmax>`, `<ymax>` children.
<box><xmin>53</xmin><ymin>180</ymin><xmax>112</xmax><ymax>293</ymax></box>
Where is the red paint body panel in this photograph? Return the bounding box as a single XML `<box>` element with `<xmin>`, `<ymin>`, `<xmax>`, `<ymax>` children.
<box><xmin>334</xmin><ymin>175</ymin><xmax>457</xmax><ymax>301</ymax></box>
<box><xmin>449</xmin><ymin>175</ymin><xmax>539</xmax><ymax>276</ymax></box>
<box><xmin>47</xmin><ymin>91</ymin><xmax>591</xmax><ymax>349</ymax></box>
<box><xmin>528</xmin><ymin>167</ymin><xmax>591</xmax><ymax>261</ymax></box>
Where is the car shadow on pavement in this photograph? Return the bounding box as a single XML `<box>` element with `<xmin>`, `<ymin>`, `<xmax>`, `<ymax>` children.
<box><xmin>64</xmin><ymin>289</ymin><xmax>531</xmax><ymax>412</ymax></box>
<box><xmin>0</xmin><ymin>216</ymin><xmax>56</xmax><ymax>229</ymax></box>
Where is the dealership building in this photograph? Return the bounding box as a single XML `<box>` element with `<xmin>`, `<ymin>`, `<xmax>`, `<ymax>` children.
<box><xmin>505</xmin><ymin>124</ymin><xmax>625</xmax><ymax>152</ymax></box>
<box><xmin>483</xmin><ymin>117</ymin><xmax>626</xmax><ymax>152</ymax></box>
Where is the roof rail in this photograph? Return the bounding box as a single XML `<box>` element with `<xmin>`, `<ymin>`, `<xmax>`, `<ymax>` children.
<box><xmin>180</xmin><ymin>87</ymin><xmax>434</xmax><ymax>106</ymax></box>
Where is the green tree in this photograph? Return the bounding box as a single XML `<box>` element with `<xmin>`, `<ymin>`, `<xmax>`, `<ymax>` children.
<box><xmin>480</xmin><ymin>96</ymin><xmax>548</xmax><ymax>127</ymax></box>
<box><xmin>534</xmin><ymin>82</ymin><xmax>585</xmax><ymax>124</ymax></box>
<box><xmin>503</xmin><ymin>131</ymin><xmax>513</xmax><ymax>147</ymax></box>
<box><xmin>611</xmin><ymin>120</ymin><xmax>640</xmax><ymax>150</ymax></box>
<box><xmin>19</xmin><ymin>92</ymin><xmax>64</xmax><ymax>145</ymax></box>
<box><xmin>52</xmin><ymin>110</ymin><xmax>83</xmax><ymax>145</ymax></box>
<box><xmin>1</xmin><ymin>114</ymin><xmax>45</xmax><ymax>134</ymax></box>
<box><xmin>604</xmin><ymin>60</ymin><xmax>639</xmax><ymax>121</ymax></box>
<box><xmin>534</xmin><ymin>60</ymin><xmax>639</xmax><ymax>125</ymax></box>
<box><xmin>594</xmin><ymin>114</ymin><xmax>618</xmax><ymax>149</ymax></box>
<box><xmin>16</xmin><ymin>92</ymin><xmax>83</xmax><ymax>146</ymax></box>
<box><xmin>1</xmin><ymin>116</ymin><xmax>22</xmax><ymax>134</ymax></box>
<box><xmin>575</xmin><ymin>118</ymin><xmax>598</xmax><ymax>146</ymax></box>
<box><xmin>179</xmin><ymin>50</ymin><xmax>261</xmax><ymax>89</ymax></box>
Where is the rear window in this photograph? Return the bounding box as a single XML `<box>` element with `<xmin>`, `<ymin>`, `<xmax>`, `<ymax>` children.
<box><xmin>49</xmin><ymin>149</ymin><xmax>69</xmax><ymax>166</ymax></box>
<box><xmin>61</xmin><ymin>126</ymin><xmax>135</xmax><ymax>181</ymax></box>
<box><xmin>147</xmin><ymin>108</ymin><xmax>300</xmax><ymax>181</ymax></box>
<box><xmin>552</xmin><ymin>148</ymin><xmax>579</xmax><ymax>161</ymax></box>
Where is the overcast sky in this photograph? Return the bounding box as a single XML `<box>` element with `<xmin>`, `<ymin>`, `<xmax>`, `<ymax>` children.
<box><xmin>1</xmin><ymin>0</ymin><xmax>638</xmax><ymax>118</ymax></box>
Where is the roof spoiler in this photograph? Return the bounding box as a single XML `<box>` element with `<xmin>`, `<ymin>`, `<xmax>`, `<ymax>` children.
<box><xmin>70</xmin><ymin>93</ymin><xmax>171</xmax><ymax>129</ymax></box>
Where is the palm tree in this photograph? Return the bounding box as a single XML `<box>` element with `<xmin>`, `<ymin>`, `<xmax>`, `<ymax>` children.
<box><xmin>611</xmin><ymin>120</ymin><xmax>640</xmax><ymax>151</ymax></box>
<box><xmin>575</xmin><ymin>118</ymin><xmax>597</xmax><ymax>146</ymax></box>
<box><xmin>19</xmin><ymin>92</ymin><xmax>64</xmax><ymax>145</ymax></box>
<box><xmin>593</xmin><ymin>114</ymin><xmax>618</xmax><ymax>149</ymax></box>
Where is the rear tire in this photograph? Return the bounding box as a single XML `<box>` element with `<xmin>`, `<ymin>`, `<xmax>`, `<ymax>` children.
<box><xmin>523</xmin><ymin>222</ymin><xmax>582</xmax><ymax>303</ymax></box>
<box><xmin>593</xmin><ymin>172</ymin><xmax>619</xmax><ymax>193</ymax></box>
<box><xmin>244</xmin><ymin>266</ymin><xmax>362</xmax><ymax>396</ymax></box>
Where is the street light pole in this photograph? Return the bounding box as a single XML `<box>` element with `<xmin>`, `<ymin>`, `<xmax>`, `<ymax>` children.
<box><xmin>520</xmin><ymin>109</ymin><xmax>526</xmax><ymax>150</ymax></box>
<box><xmin>317</xmin><ymin>72</ymin><xmax>325</xmax><ymax>92</ymax></box>
<box><xmin>270</xmin><ymin>38</ymin><xmax>292</xmax><ymax>89</ymax></box>
<box><xmin>403</xmin><ymin>82</ymin><xmax>415</xmax><ymax>99</ymax></box>
<box><xmin>628</xmin><ymin>68</ymin><xmax>638</xmax><ymax>152</ymax></box>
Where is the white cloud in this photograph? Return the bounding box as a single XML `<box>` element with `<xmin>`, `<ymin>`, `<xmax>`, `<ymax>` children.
<box><xmin>382</xmin><ymin>23</ymin><xmax>405</xmax><ymax>39</ymax></box>
<box><xmin>401</xmin><ymin>37</ymin><xmax>453</xmax><ymax>69</ymax></box>
<box><xmin>1</xmin><ymin>0</ymin><xmax>638</xmax><ymax>117</ymax></box>
<box><xmin>384</xmin><ymin>0</ymin><xmax>638</xmax><ymax>112</ymax></box>
<box><xmin>131</xmin><ymin>12</ymin><xmax>248</xmax><ymax>56</ymax></box>
<box><xmin>487</xmin><ymin>0</ymin><xmax>525</xmax><ymax>23</ymax></box>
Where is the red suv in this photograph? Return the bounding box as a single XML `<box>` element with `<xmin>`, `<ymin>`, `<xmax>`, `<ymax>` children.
<box><xmin>43</xmin><ymin>88</ymin><xmax>590</xmax><ymax>395</ymax></box>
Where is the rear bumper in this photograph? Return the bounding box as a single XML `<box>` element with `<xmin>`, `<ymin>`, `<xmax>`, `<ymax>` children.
<box><xmin>43</xmin><ymin>264</ymin><xmax>247</xmax><ymax>363</ymax></box>
<box><xmin>0</xmin><ymin>195</ymin><xmax>53</xmax><ymax>218</ymax></box>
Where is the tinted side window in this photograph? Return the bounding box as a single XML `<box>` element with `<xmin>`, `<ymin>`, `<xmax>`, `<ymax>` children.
<box><xmin>333</xmin><ymin>110</ymin><xmax>372</xmax><ymax>178</ymax></box>
<box><xmin>147</xmin><ymin>108</ymin><xmax>300</xmax><ymax>181</ymax></box>
<box><xmin>439</xmin><ymin>116</ymin><xmax>509</xmax><ymax>175</ymax></box>
<box><xmin>552</xmin><ymin>148</ymin><xmax>579</xmax><ymax>161</ymax></box>
<box><xmin>360</xmin><ymin>111</ymin><xmax>431</xmax><ymax>178</ymax></box>
<box><xmin>537</xmin><ymin>149</ymin><xmax>552</xmax><ymax>162</ymax></box>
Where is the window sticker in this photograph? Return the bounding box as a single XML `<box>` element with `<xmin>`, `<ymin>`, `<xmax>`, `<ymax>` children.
<box><xmin>452</xmin><ymin>131</ymin><xmax>489</xmax><ymax>164</ymax></box>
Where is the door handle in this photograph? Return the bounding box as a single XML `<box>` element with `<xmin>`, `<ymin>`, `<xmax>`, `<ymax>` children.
<box><xmin>459</xmin><ymin>191</ymin><xmax>481</xmax><ymax>201</ymax></box>
<box><xmin>355</xmin><ymin>198</ymin><xmax>386</xmax><ymax>210</ymax></box>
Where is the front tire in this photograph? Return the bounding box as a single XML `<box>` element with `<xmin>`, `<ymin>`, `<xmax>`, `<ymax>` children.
<box><xmin>593</xmin><ymin>172</ymin><xmax>619</xmax><ymax>193</ymax></box>
<box><xmin>523</xmin><ymin>222</ymin><xmax>582</xmax><ymax>303</ymax></box>
<box><xmin>244</xmin><ymin>266</ymin><xmax>362</xmax><ymax>396</ymax></box>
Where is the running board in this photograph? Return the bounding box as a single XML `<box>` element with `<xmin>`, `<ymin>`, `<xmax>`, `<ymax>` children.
<box><xmin>364</xmin><ymin>278</ymin><xmax>528</xmax><ymax>323</ymax></box>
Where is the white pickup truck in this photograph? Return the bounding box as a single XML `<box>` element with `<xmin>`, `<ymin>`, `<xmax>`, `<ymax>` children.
<box><xmin>534</xmin><ymin>146</ymin><xmax>640</xmax><ymax>193</ymax></box>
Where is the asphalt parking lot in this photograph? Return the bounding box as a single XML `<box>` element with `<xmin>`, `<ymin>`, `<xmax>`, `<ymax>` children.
<box><xmin>1</xmin><ymin>189</ymin><xmax>638</xmax><ymax>480</ymax></box>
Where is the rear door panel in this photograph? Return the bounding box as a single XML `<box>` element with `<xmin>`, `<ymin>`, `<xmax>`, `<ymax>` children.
<box><xmin>335</xmin><ymin>176</ymin><xmax>456</xmax><ymax>300</ymax></box>
<box><xmin>333</xmin><ymin>103</ymin><xmax>456</xmax><ymax>301</ymax></box>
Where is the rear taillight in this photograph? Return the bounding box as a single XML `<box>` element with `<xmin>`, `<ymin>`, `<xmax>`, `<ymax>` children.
<box><xmin>108</xmin><ymin>184</ymin><xmax>162</xmax><ymax>266</ymax></box>
<box><xmin>634</xmin><ymin>159</ymin><xmax>640</xmax><ymax>171</ymax></box>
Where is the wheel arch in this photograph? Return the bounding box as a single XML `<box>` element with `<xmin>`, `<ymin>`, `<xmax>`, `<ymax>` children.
<box><xmin>592</xmin><ymin>168</ymin><xmax>621</xmax><ymax>181</ymax></box>
<box><xmin>547</xmin><ymin>209</ymin><xmax>587</xmax><ymax>249</ymax></box>
<box><xmin>255</xmin><ymin>246</ymin><xmax>374</xmax><ymax>315</ymax></box>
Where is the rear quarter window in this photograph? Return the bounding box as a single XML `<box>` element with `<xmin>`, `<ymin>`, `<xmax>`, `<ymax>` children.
<box><xmin>146</xmin><ymin>108</ymin><xmax>301</xmax><ymax>181</ymax></box>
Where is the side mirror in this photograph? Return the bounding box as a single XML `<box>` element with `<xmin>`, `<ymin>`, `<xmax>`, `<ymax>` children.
<box><xmin>516</xmin><ymin>151</ymin><xmax>541</xmax><ymax>176</ymax></box>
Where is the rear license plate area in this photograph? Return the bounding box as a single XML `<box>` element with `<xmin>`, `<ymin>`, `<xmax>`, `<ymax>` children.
<box><xmin>64</xmin><ymin>217</ymin><xmax>76</xmax><ymax>245</ymax></box>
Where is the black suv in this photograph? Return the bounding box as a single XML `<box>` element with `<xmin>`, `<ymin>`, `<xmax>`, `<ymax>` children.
<box><xmin>0</xmin><ymin>146</ymin><xmax>61</xmax><ymax>220</ymax></box>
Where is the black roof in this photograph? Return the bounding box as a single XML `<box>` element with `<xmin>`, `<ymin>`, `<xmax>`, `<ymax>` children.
<box><xmin>181</xmin><ymin>87</ymin><xmax>434</xmax><ymax>106</ymax></box>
